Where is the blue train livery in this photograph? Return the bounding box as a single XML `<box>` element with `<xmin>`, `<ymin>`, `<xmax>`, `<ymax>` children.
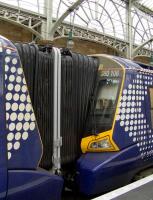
<box><xmin>78</xmin><ymin>55</ymin><xmax>153</xmax><ymax>195</ymax></box>
<box><xmin>0</xmin><ymin>35</ymin><xmax>63</xmax><ymax>200</ymax></box>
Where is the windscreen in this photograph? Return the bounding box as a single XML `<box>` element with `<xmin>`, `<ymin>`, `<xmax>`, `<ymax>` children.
<box><xmin>85</xmin><ymin>62</ymin><xmax>123</xmax><ymax>135</ymax></box>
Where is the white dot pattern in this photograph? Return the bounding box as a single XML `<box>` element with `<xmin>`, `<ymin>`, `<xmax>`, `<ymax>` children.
<box><xmin>116</xmin><ymin>71</ymin><xmax>153</xmax><ymax>160</ymax></box>
<box><xmin>4</xmin><ymin>48</ymin><xmax>37</xmax><ymax>160</ymax></box>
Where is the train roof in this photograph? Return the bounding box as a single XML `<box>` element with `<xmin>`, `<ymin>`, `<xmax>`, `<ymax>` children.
<box><xmin>135</xmin><ymin>61</ymin><xmax>153</xmax><ymax>71</ymax></box>
<box><xmin>113</xmin><ymin>56</ymin><xmax>153</xmax><ymax>73</ymax></box>
<box><xmin>112</xmin><ymin>56</ymin><xmax>141</xmax><ymax>70</ymax></box>
<box><xmin>91</xmin><ymin>54</ymin><xmax>153</xmax><ymax>74</ymax></box>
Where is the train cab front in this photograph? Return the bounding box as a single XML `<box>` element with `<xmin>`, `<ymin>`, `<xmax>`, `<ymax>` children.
<box><xmin>81</xmin><ymin>55</ymin><xmax>124</xmax><ymax>153</ymax></box>
<box><xmin>77</xmin><ymin>55</ymin><xmax>134</xmax><ymax>196</ymax></box>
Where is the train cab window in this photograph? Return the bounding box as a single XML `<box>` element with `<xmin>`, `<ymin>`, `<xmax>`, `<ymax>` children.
<box><xmin>149</xmin><ymin>88</ymin><xmax>153</xmax><ymax>128</ymax></box>
<box><xmin>85</xmin><ymin>62</ymin><xmax>123</xmax><ymax>135</ymax></box>
<box><xmin>93</xmin><ymin>69</ymin><xmax>122</xmax><ymax>133</ymax></box>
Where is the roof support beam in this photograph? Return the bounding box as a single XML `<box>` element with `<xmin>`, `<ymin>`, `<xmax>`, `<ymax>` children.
<box><xmin>44</xmin><ymin>0</ymin><xmax>53</xmax><ymax>40</ymax></box>
<box><xmin>126</xmin><ymin>0</ymin><xmax>133</xmax><ymax>59</ymax></box>
<box><xmin>49</xmin><ymin>0</ymin><xmax>85</xmax><ymax>40</ymax></box>
<box><xmin>134</xmin><ymin>2</ymin><xmax>153</xmax><ymax>17</ymax></box>
<box><xmin>0</xmin><ymin>16</ymin><xmax>43</xmax><ymax>39</ymax></box>
<box><xmin>132</xmin><ymin>37</ymin><xmax>153</xmax><ymax>57</ymax></box>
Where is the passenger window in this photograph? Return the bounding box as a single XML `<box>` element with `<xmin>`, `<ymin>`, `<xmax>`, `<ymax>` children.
<box><xmin>149</xmin><ymin>88</ymin><xmax>153</xmax><ymax>128</ymax></box>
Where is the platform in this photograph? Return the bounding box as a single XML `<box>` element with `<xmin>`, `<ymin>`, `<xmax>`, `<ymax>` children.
<box><xmin>93</xmin><ymin>174</ymin><xmax>153</xmax><ymax>200</ymax></box>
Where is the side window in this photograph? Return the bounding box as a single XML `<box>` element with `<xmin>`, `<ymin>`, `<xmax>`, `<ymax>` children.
<box><xmin>149</xmin><ymin>88</ymin><xmax>153</xmax><ymax>128</ymax></box>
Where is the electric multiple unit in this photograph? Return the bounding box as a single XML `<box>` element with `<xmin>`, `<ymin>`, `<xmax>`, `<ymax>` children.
<box><xmin>0</xmin><ymin>35</ymin><xmax>153</xmax><ymax>200</ymax></box>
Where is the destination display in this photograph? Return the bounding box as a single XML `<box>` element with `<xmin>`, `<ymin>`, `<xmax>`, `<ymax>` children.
<box><xmin>99</xmin><ymin>68</ymin><xmax>121</xmax><ymax>78</ymax></box>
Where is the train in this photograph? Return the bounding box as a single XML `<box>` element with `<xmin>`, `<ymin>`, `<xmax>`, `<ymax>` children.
<box><xmin>0</xmin><ymin>35</ymin><xmax>153</xmax><ymax>200</ymax></box>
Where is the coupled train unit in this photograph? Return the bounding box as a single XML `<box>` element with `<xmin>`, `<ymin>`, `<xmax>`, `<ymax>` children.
<box><xmin>0</xmin><ymin>35</ymin><xmax>153</xmax><ymax>199</ymax></box>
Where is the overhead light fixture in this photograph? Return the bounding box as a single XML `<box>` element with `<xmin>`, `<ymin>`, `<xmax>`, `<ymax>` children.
<box><xmin>67</xmin><ymin>29</ymin><xmax>74</xmax><ymax>49</ymax></box>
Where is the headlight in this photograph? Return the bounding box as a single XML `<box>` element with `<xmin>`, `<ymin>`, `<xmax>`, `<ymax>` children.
<box><xmin>89</xmin><ymin>138</ymin><xmax>112</xmax><ymax>149</ymax></box>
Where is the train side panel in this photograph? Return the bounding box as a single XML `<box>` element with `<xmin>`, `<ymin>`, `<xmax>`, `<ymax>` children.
<box><xmin>7</xmin><ymin>170</ymin><xmax>63</xmax><ymax>200</ymax></box>
<box><xmin>113</xmin><ymin>68</ymin><xmax>149</xmax><ymax>159</ymax></box>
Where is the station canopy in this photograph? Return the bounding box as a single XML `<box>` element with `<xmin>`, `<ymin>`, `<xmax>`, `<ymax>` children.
<box><xmin>1</xmin><ymin>0</ymin><xmax>153</xmax><ymax>49</ymax></box>
<box><xmin>139</xmin><ymin>0</ymin><xmax>153</xmax><ymax>11</ymax></box>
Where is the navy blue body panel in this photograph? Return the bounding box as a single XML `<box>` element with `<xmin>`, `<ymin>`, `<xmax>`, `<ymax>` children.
<box><xmin>4</xmin><ymin>41</ymin><xmax>42</xmax><ymax>169</ymax></box>
<box><xmin>77</xmin><ymin>146</ymin><xmax>144</xmax><ymax>196</ymax></box>
<box><xmin>7</xmin><ymin>170</ymin><xmax>63</xmax><ymax>200</ymax></box>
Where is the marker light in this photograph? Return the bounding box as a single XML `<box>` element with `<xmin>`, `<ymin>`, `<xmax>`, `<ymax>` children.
<box><xmin>89</xmin><ymin>138</ymin><xmax>112</xmax><ymax>149</ymax></box>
